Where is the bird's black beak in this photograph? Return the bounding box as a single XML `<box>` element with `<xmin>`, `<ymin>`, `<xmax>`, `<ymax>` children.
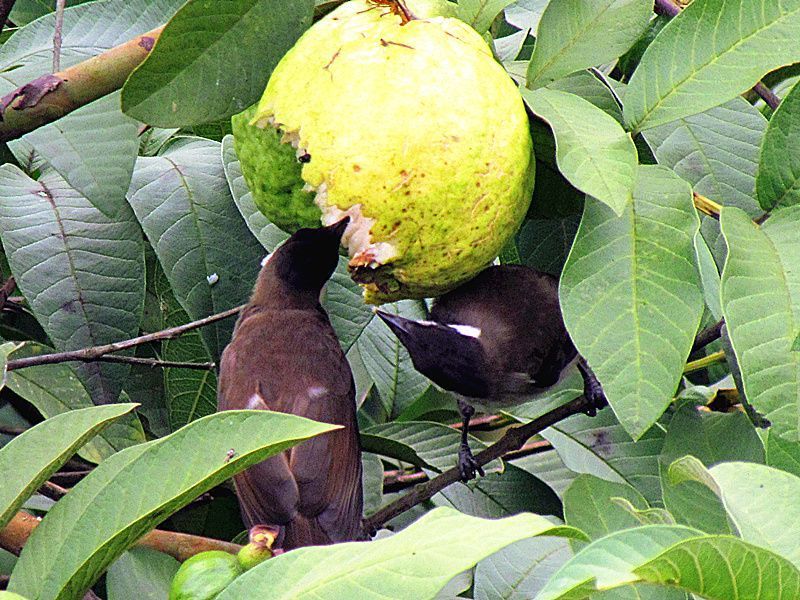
<box><xmin>323</xmin><ymin>217</ymin><xmax>350</xmax><ymax>242</ymax></box>
<box><xmin>374</xmin><ymin>309</ymin><xmax>414</xmax><ymax>338</ymax></box>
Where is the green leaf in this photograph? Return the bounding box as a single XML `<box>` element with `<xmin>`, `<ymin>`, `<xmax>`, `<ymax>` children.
<box><xmin>363</xmin><ymin>421</ymin><xmax>494</xmax><ymax>473</ymax></box>
<box><xmin>563</xmin><ymin>474</ymin><xmax>648</xmax><ymax>541</ymax></box>
<box><xmin>521</xmin><ymin>87</ymin><xmax>637</xmax><ymax>215</ymax></box>
<box><xmin>0</xmin><ymin>166</ymin><xmax>145</xmax><ymax>404</ymax></box>
<box><xmin>127</xmin><ymin>138</ymin><xmax>264</xmax><ymax>360</ymax></box>
<box><xmin>457</xmin><ymin>0</ymin><xmax>516</xmax><ymax>34</ymax></box>
<box><xmin>434</xmin><ymin>463</ymin><xmax>562</xmax><ymax>519</ymax></box>
<box><xmin>9</xmin><ymin>93</ymin><xmax>138</xmax><ymax>218</ymax></box>
<box><xmin>8</xmin><ymin>410</ymin><xmax>337</xmax><ymax>600</ymax></box>
<box><xmin>526</xmin><ymin>0</ymin><xmax>651</xmax><ymax>89</ymax></box>
<box><xmin>660</xmin><ymin>406</ymin><xmax>763</xmax><ymax>534</ymax></box>
<box><xmin>623</xmin><ymin>0</ymin><xmax>800</xmax><ymax>131</ymax></box>
<box><xmin>0</xmin><ymin>0</ymin><xmax>184</xmax><ymax>91</ymax></box>
<box><xmin>5</xmin><ymin>343</ymin><xmax>145</xmax><ymax>462</ymax></box>
<box><xmin>766</xmin><ymin>429</ymin><xmax>800</xmax><ymax>477</ymax></box>
<box><xmin>719</xmin><ymin>205</ymin><xmax>800</xmax><ymax>440</ymax></box>
<box><xmin>0</xmin><ymin>404</ymin><xmax>137</xmax><ymax>530</ymax></box>
<box><xmin>357</xmin><ymin>301</ymin><xmax>431</xmax><ymax>418</ymax></box>
<box><xmin>643</xmin><ymin>97</ymin><xmax>765</xmax><ymax>219</ymax></box>
<box><xmin>504</xmin><ymin>0</ymin><xmax>548</xmax><ymax>32</ymax></box>
<box><xmin>710</xmin><ymin>462</ymin><xmax>800</xmax><ymax>570</ymax></box>
<box><xmin>560</xmin><ymin>165</ymin><xmax>703</xmax><ymax>438</ymax></box>
<box><xmin>536</xmin><ymin>525</ymin><xmax>701</xmax><ymax>599</ymax></box>
<box><xmin>757</xmin><ymin>80</ymin><xmax>800</xmax><ymax>210</ymax></box>
<box><xmin>694</xmin><ymin>233</ymin><xmax>722</xmax><ymax>320</ymax></box>
<box><xmin>106</xmin><ymin>548</ymin><xmax>179</xmax><ymax>600</ymax></box>
<box><xmin>122</xmin><ymin>0</ymin><xmax>314</xmax><ymax>126</ymax></box>
<box><xmin>217</xmin><ymin>507</ymin><xmax>586</xmax><ymax>600</ymax></box>
<box><xmin>515</xmin><ymin>215</ymin><xmax>580</xmax><ymax>276</ymax></box>
<box><xmin>633</xmin><ymin>536</ymin><xmax>800</xmax><ymax>599</ymax></box>
<box><xmin>547</xmin><ymin>71</ymin><xmax>624</xmax><ymax>123</ymax></box>
<box><xmin>474</xmin><ymin>537</ymin><xmax>572</xmax><ymax>600</ymax></box>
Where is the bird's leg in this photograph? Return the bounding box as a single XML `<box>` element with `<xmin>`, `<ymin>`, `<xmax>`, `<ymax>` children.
<box><xmin>577</xmin><ymin>357</ymin><xmax>607</xmax><ymax>416</ymax></box>
<box><xmin>456</xmin><ymin>397</ymin><xmax>485</xmax><ymax>481</ymax></box>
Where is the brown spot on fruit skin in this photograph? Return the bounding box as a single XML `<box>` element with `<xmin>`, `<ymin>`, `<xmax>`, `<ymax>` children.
<box><xmin>353</xmin><ymin>164</ymin><xmax>361</xmax><ymax>172</ymax></box>
<box><xmin>139</xmin><ymin>36</ymin><xmax>155</xmax><ymax>51</ymax></box>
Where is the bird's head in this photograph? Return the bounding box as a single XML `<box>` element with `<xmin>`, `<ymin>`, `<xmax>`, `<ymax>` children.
<box><xmin>252</xmin><ymin>218</ymin><xmax>349</xmax><ymax>304</ymax></box>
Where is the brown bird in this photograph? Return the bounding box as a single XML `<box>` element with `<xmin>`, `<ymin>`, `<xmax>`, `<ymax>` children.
<box><xmin>376</xmin><ymin>264</ymin><xmax>606</xmax><ymax>481</ymax></box>
<box><xmin>218</xmin><ymin>218</ymin><xmax>363</xmax><ymax>549</ymax></box>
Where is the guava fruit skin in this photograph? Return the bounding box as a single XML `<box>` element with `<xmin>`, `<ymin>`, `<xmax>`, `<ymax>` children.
<box><xmin>168</xmin><ymin>551</ymin><xmax>243</xmax><ymax>600</ymax></box>
<box><xmin>231</xmin><ymin>106</ymin><xmax>321</xmax><ymax>232</ymax></box>
<box><xmin>242</xmin><ymin>0</ymin><xmax>534</xmax><ymax>302</ymax></box>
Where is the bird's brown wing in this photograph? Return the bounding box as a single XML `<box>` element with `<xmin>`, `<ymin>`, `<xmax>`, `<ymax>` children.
<box><xmin>218</xmin><ymin>309</ymin><xmax>363</xmax><ymax>544</ymax></box>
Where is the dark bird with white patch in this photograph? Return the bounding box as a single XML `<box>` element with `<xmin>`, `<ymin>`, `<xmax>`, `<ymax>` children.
<box><xmin>218</xmin><ymin>218</ymin><xmax>364</xmax><ymax>549</ymax></box>
<box><xmin>376</xmin><ymin>264</ymin><xmax>606</xmax><ymax>481</ymax></box>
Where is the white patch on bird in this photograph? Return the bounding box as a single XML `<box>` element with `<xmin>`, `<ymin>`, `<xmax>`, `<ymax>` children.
<box><xmin>207</xmin><ymin>273</ymin><xmax>219</xmax><ymax>286</ymax></box>
<box><xmin>448</xmin><ymin>324</ymin><xmax>482</xmax><ymax>338</ymax></box>
<box><xmin>261</xmin><ymin>254</ymin><xmax>272</xmax><ymax>267</ymax></box>
<box><xmin>306</xmin><ymin>386</ymin><xmax>329</xmax><ymax>399</ymax></box>
<box><xmin>246</xmin><ymin>393</ymin><xmax>266</xmax><ymax>410</ymax></box>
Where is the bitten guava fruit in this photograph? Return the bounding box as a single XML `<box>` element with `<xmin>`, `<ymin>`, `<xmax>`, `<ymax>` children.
<box><xmin>168</xmin><ymin>551</ymin><xmax>243</xmax><ymax>600</ymax></box>
<box><xmin>233</xmin><ymin>0</ymin><xmax>534</xmax><ymax>303</ymax></box>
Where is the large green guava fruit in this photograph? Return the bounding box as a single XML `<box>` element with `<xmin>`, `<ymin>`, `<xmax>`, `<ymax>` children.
<box><xmin>168</xmin><ymin>551</ymin><xmax>243</xmax><ymax>600</ymax></box>
<box><xmin>233</xmin><ymin>0</ymin><xmax>534</xmax><ymax>303</ymax></box>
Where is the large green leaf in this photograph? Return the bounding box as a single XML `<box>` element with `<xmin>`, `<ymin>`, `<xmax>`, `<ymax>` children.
<box><xmin>719</xmin><ymin>206</ymin><xmax>800</xmax><ymax>440</ymax></box>
<box><xmin>9</xmin><ymin>93</ymin><xmax>138</xmax><ymax>218</ymax></box>
<box><xmin>0</xmin><ymin>0</ymin><xmax>184</xmax><ymax>92</ymax></box>
<box><xmin>0</xmin><ymin>166</ymin><xmax>145</xmax><ymax>404</ymax></box>
<box><xmin>106</xmin><ymin>548</ymin><xmax>179</xmax><ymax>600</ymax></box>
<box><xmin>0</xmin><ymin>404</ymin><xmax>137</xmax><ymax>530</ymax></box>
<box><xmin>660</xmin><ymin>406</ymin><xmax>763</xmax><ymax>534</ymax></box>
<box><xmin>526</xmin><ymin>0</ymin><xmax>651</xmax><ymax>89</ymax></box>
<box><xmin>8</xmin><ymin>410</ymin><xmax>337</xmax><ymax>600</ymax></box>
<box><xmin>766</xmin><ymin>429</ymin><xmax>800</xmax><ymax>477</ymax></box>
<box><xmin>521</xmin><ymin>87</ymin><xmax>637</xmax><ymax>215</ymax></box>
<box><xmin>217</xmin><ymin>507</ymin><xmax>585</xmax><ymax>600</ymax></box>
<box><xmin>709</xmin><ymin>462</ymin><xmax>800</xmax><ymax>570</ymax></box>
<box><xmin>457</xmin><ymin>0</ymin><xmax>516</xmax><ymax>33</ymax></box>
<box><xmin>433</xmin><ymin>463</ymin><xmax>561</xmax><ymax>519</ymax></box>
<box><xmin>538</xmin><ymin>524</ymin><xmax>799</xmax><ymax>599</ymax></box>
<box><xmin>5</xmin><ymin>343</ymin><xmax>145</xmax><ymax>462</ymax></box>
<box><xmin>560</xmin><ymin>165</ymin><xmax>703</xmax><ymax>438</ymax></box>
<box><xmin>563</xmin><ymin>475</ymin><xmax>648</xmax><ymax>541</ymax></box>
<box><xmin>127</xmin><ymin>138</ymin><xmax>264</xmax><ymax>360</ymax></box>
<box><xmin>474</xmin><ymin>537</ymin><xmax>572</xmax><ymax>600</ymax></box>
<box><xmin>122</xmin><ymin>0</ymin><xmax>314</xmax><ymax>126</ymax></box>
<box><xmin>623</xmin><ymin>0</ymin><xmax>800</xmax><ymax>131</ymax></box>
<box><xmin>757</xmin><ymin>80</ymin><xmax>800</xmax><ymax>211</ymax></box>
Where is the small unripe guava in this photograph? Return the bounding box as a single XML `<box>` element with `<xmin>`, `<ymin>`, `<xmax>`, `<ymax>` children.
<box><xmin>234</xmin><ymin>0</ymin><xmax>534</xmax><ymax>302</ymax></box>
<box><xmin>168</xmin><ymin>551</ymin><xmax>243</xmax><ymax>600</ymax></box>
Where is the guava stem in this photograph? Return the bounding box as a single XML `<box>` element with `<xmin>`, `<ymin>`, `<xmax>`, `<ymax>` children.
<box><xmin>394</xmin><ymin>0</ymin><xmax>417</xmax><ymax>24</ymax></box>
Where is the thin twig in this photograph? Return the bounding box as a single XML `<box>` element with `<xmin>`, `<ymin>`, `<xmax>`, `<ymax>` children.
<box><xmin>0</xmin><ymin>276</ymin><xmax>16</xmax><ymax>310</ymax></box>
<box><xmin>363</xmin><ymin>394</ymin><xmax>594</xmax><ymax>533</ymax></box>
<box><xmin>692</xmin><ymin>319</ymin><xmax>724</xmax><ymax>352</ymax></box>
<box><xmin>753</xmin><ymin>82</ymin><xmax>781</xmax><ymax>111</ymax></box>
<box><xmin>6</xmin><ymin>305</ymin><xmax>242</xmax><ymax>371</ymax></box>
<box><xmin>52</xmin><ymin>0</ymin><xmax>66</xmax><ymax>72</ymax></box>
<box><xmin>38</xmin><ymin>480</ymin><xmax>69</xmax><ymax>501</ymax></box>
<box><xmin>95</xmin><ymin>355</ymin><xmax>216</xmax><ymax>370</ymax></box>
<box><xmin>382</xmin><ymin>439</ymin><xmax>552</xmax><ymax>492</ymax></box>
<box><xmin>0</xmin><ymin>424</ymin><xmax>25</xmax><ymax>436</ymax></box>
<box><xmin>684</xmin><ymin>350</ymin><xmax>726</xmax><ymax>374</ymax></box>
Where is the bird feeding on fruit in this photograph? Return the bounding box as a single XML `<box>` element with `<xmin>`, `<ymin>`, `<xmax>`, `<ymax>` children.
<box><xmin>376</xmin><ymin>265</ymin><xmax>607</xmax><ymax>481</ymax></box>
<box><xmin>217</xmin><ymin>218</ymin><xmax>364</xmax><ymax>549</ymax></box>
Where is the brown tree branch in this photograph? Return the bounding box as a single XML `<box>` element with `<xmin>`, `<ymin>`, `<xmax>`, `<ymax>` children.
<box><xmin>5</xmin><ymin>305</ymin><xmax>242</xmax><ymax>371</ymax></box>
<box><xmin>0</xmin><ymin>25</ymin><xmax>163</xmax><ymax>142</ymax></box>
<box><xmin>94</xmin><ymin>355</ymin><xmax>215</xmax><ymax>370</ymax></box>
<box><xmin>53</xmin><ymin>0</ymin><xmax>66</xmax><ymax>72</ymax></box>
<box><xmin>692</xmin><ymin>319</ymin><xmax>724</xmax><ymax>352</ymax></box>
<box><xmin>363</xmin><ymin>394</ymin><xmax>594</xmax><ymax>533</ymax></box>
<box><xmin>0</xmin><ymin>511</ymin><xmax>241</xmax><ymax>562</ymax></box>
<box><xmin>0</xmin><ymin>276</ymin><xmax>16</xmax><ymax>310</ymax></box>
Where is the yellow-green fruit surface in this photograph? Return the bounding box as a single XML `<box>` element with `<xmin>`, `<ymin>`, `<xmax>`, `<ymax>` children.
<box><xmin>168</xmin><ymin>551</ymin><xmax>243</xmax><ymax>600</ymax></box>
<box><xmin>240</xmin><ymin>0</ymin><xmax>534</xmax><ymax>302</ymax></box>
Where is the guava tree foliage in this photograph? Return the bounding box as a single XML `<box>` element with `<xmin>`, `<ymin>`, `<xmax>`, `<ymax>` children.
<box><xmin>0</xmin><ymin>0</ymin><xmax>799</xmax><ymax>597</ymax></box>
